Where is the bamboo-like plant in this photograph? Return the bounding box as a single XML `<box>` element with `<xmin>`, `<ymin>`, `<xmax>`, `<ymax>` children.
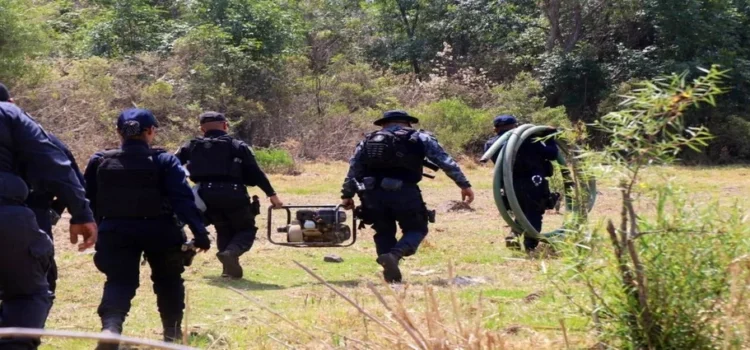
<box><xmin>550</xmin><ymin>65</ymin><xmax>750</xmax><ymax>349</ymax></box>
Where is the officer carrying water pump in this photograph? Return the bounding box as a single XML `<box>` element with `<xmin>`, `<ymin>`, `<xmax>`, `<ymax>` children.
<box><xmin>176</xmin><ymin>112</ymin><xmax>284</xmax><ymax>279</ymax></box>
<box><xmin>341</xmin><ymin>110</ymin><xmax>474</xmax><ymax>283</ymax></box>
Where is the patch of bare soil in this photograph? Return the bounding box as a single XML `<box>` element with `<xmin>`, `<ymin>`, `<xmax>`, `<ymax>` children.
<box><xmin>438</xmin><ymin>200</ymin><xmax>475</xmax><ymax>213</ymax></box>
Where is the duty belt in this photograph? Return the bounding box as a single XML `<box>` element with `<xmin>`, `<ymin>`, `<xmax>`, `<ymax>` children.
<box><xmin>362</xmin><ymin>177</ymin><xmax>418</xmax><ymax>191</ymax></box>
<box><xmin>201</xmin><ymin>182</ymin><xmax>245</xmax><ymax>191</ymax></box>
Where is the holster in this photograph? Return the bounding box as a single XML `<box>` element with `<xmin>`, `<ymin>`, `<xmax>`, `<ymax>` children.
<box><xmin>49</xmin><ymin>208</ymin><xmax>62</xmax><ymax>226</ymax></box>
<box><xmin>251</xmin><ymin>195</ymin><xmax>261</xmax><ymax>216</ymax></box>
<box><xmin>426</xmin><ymin>209</ymin><xmax>436</xmax><ymax>223</ymax></box>
<box><xmin>182</xmin><ymin>249</ymin><xmax>197</xmax><ymax>267</ymax></box>
<box><xmin>354</xmin><ymin>205</ymin><xmax>373</xmax><ymax>230</ymax></box>
<box><xmin>546</xmin><ymin>192</ymin><xmax>561</xmax><ymax>210</ymax></box>
<box><xmin>181</xmin><ymin>240</ymin><xmax>197</xmax><ymax>266</ymax></box>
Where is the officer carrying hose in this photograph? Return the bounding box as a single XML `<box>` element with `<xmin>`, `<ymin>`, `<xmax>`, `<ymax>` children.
<box><xmin>483</xmin><ymin>115</ymin><xmax>559</xmax><ymax>252</ymax></box>
<box><xmin>341</xmin><ymin>110</ymin><xmax>474</xmax><ymax>283</ymax></box>
<box><xmin>176</xmin><ymin>112</ymin><xmax>284</xmax><ymax>280</ymax></box>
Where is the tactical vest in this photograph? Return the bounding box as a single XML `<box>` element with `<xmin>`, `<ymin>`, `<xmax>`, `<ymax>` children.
<box><xmin>362</xmin><ymin>128</ymin><xmax>424</xmax><ymax>183</ymax></box>
<box><xmin>187</xmin><ymin>136</ymin><xmax>243</xmax><ymax>182</ymax></box>
<box><xmin>96</xmin><ymin>149</ymin><xmax>165</xmax><ymax>218</ymax></box>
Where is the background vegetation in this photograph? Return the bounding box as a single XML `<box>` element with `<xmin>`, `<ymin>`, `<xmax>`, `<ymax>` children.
<box><xmin>3</xmin><ymin>0</ymin><xmax>750</xmax><ymax>164</ymax></box>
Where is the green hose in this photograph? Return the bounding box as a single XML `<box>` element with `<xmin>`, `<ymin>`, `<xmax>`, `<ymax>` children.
<box><xmin>480</xmin><ymin>124</ymin><xmax>596</xmax><ymax>242</ymax></box>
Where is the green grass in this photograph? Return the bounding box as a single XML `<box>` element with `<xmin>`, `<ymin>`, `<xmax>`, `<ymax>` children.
<box><xmin>254</xmin><ymin>148</ymin><xmax>296</xmax><ymax>175</ymax></box>
<box><xmin>42</xmin><ymin>162</ymin><xmax>750</xmax><ymax>349</ymax></box>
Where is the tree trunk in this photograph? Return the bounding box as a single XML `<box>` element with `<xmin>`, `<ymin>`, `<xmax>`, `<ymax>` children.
<box><xmin>397</xmin><ymin>0</ymin><xmax>421</xmax><ymax>75</ymax></box>
<box><xmin>564</xmin><ymin>1</ymin><xmax>583</xmax><ymax>53</ymax></box>
<box><xmin>541</xmin><ymin>0</ymin><xmax>563</xmax><ymax>51</ymax></box>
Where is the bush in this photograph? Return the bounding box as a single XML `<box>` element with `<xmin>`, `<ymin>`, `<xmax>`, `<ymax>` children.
<box><xmin>411</xmin><ymin>98</ymin><xmax>489</xmax><ymax>155</ymax></box>
<box><xmin>551</xmin><ymin>66</ymin><xmax>750</xmax><ymax>348</ymax></box>
<box><xmin>708</xmin><ymin>115</ymin><xmax>750</xmax><ymax>163</ymax></box>
<box><xmin>490</xmin><ymin>72</ymin><xmax>571</xmax><ymax>128</ymax></box>
<box><xmin>254</xmin><ymin>147</ymin><xmax>297</xmax><ymax>175</ymax></box>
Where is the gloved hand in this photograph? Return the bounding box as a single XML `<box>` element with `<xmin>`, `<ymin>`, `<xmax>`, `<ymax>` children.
<box><xmin>193</xmin><ymin>233</ymin><xmax>211</xmax><ymax>252</ymax></box>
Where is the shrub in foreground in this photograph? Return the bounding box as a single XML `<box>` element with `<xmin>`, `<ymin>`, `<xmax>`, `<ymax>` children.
<box><xmin>553</xmin><ymin>66</ymin><xmax>750</xmax><ymax>349</ymax></box>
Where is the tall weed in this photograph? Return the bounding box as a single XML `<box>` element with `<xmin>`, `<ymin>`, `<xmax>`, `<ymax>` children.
<box><xmin>551</xmin><ymin>66</ymin><xmax>750</xmax><ymax>349</ymax></box>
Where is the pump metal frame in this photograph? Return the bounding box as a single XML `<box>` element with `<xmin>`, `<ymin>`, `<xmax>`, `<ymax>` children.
<box><xmin>266</xmin><ymin>205</ymin><xmax>358</xmax><ymax>248</ymax></box>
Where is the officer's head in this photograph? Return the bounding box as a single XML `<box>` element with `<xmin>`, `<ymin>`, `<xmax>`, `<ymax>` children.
<box><xmin>0</xmin><ymin>83</ymin><xmax>14</xmax><ymax>103</ymax></box>
<box><xmin>116</xmin><ymin>108</ymin><xmax>159</xmax><ymax>144</ymax></box>
<box><xmin>493</xmin><ymin>115</ymin><xmax>518</xmax><ymax>133</ymax></box>
<box><xmin>374</xmin><ymin>110</ymin><xmax>419</xmax><ymax>128</ymax></box>
<box><xmin>199</xmin><ymin>111</ymin><xmax>228</xmax><ymax>133</ymax></box>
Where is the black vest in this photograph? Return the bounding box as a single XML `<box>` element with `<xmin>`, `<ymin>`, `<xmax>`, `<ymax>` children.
<box><xmin>187</xmin><ymin>136</ymin><xmax>243</xmax><ymax>183</ymax></box>
<box><xmin>96</xmin><ymin>149</ymin><xmax>166</xmax><ymax>218</ymax></box>
<box><xmin>362</xmin><ymin>128</ymin><xmax>425</xmax><ymax>183</ymax></box>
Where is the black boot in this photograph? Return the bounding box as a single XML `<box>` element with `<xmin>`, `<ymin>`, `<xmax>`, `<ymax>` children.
<box><xmin>376</xmin><ymin>253</ymin><xmax>402</xmax><ymax>283</ymax></box>
<box><xmin>95</xmin><ymin>316</ymin><xmax>124</xmax><ymax>350</ymax></box>
<box><xmin>163</xmin><ymin>326</ymin><xmax>183</xmax><ymax>343</ymax></box>
<box><xmin>162</xmin><ymin>316</ymin><xmax>183</xmax><ymax>342</ymax></box>
<box><xmin>217</xmin><ymin>250</ymin><xmax>242</xmax><ymax>279</ymax></box>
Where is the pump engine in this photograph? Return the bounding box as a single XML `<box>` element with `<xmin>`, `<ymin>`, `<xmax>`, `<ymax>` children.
<box><xmin>277</xmin><ymin>209</ymin><xmax>351</xmax><ymax>244</ymax></box>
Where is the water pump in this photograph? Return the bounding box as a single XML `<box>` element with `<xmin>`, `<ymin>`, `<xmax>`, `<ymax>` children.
<box><xmin>267</xmin><ymin>205</ymin><xmax>357</xmax><ymax>248</ymax></box>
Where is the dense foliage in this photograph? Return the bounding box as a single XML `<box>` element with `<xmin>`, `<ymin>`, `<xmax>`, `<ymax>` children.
<box><xmin>2</xmin><ymin>0</ymin><xmax>749</xmax><ymax>162</ymax></box>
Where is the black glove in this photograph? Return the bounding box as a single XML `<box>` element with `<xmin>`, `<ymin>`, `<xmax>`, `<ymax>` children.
<box><xmin>193</xmin><ymin>233</ymin><xmax>211</xmax><ymax>250</ymax></box>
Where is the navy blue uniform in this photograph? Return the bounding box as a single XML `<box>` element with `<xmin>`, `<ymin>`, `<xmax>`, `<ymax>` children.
<box><xmin>25</xmin><ymin>133</ymin><xmax>85</xmax><ymax>296</ymax></box>
<box><xmin>84</xmin><ymin>139</ymin><xmax>209</xmax><ymax>339</ymax></box>
<box><xmin>176</xmin><ymin>129</ymin><xmax>275</xmax><ymax>277</ymax></box>
<box><xmin>484</xmin><ymin>131</ymin><xmax>558</xmax><ymax>249</ymax></box>
<box><xmin>0</xmin><ymin>102</ymin><xmax>94</xmax><ymax>350</ymax></box>
<box><xmin>342</xmin><ymin>125</ymin><xmax>471</xmax><ymax>258</ymax></box>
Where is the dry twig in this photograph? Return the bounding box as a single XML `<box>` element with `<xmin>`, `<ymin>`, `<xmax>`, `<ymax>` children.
<box><xmin>0</xmin><ymin>328</ymin><xmax>196</xmax><ymax>350</ymax></box>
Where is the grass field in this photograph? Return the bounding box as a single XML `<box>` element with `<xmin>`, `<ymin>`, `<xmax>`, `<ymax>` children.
<box><xmin>43</xmin><ymin>162</ymin><xmax>750</xmax><ymax>349</ymax></box>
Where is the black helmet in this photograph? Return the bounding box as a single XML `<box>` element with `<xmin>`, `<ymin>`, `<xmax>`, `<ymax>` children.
<box><xmin>373</xmin><ymin>110</ymin><xmax>419</xmax><ymax>126</ymax></box>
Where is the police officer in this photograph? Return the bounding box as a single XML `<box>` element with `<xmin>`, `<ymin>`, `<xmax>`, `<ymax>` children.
<box><xmin>341</xmin><ymin>110</ymin><xmax>474</xmax><ymax>283</ymax></box>
<box><xmin>83</xmin><ymin>109</ymin><xmax>211</xmax><ymax>347</ymax></box>
<box><xmin>0</xmin><ymin>83</ymin><xmax>97</xmax><ymax>349</ymax></box>
<box><xmin>483</xmin><ymin>115</ymin><xmax>558</xmax><ymax>251</ymax></box>
<box><xmin>175</xmin><ymin>112</ymin><xmax>283</xmax><ymax>279</ymax></box>
<box><xmin>0</xmin><ymin>84</ymin><xmax>85</xmax><ymax>300</ymax></box>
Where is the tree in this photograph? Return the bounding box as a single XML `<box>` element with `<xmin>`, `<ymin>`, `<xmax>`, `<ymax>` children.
<box><xmin>0</xmin><ymin>0</ymin><xmax>50</xmax><ymax>84</ymax></box>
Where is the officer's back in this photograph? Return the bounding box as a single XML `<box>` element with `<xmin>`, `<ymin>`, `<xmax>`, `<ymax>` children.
<box><xmin>84</xmin><ymin>108</ymin><xmax>209</xmax><ymax>347</ymax></box>
<box><xmin>0</xmin><ymin>95</ymin><xmax>97</xmax><ymax>349</ymax></box>
<box><xmin>1</xmin><ymin>84</ymin><xmax>88</xmax><ymax>301</ymax></box>
<box><xmin>175</xmin><ymin>111</ymin><xmax>282</xmax><ymax>279</ymax></box>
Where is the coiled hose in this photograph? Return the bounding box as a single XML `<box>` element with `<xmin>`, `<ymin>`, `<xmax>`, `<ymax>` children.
<box><xmin>480</xmin><ymin>124</ymin><xmax>597</xmax><ymax>242</ymax></box>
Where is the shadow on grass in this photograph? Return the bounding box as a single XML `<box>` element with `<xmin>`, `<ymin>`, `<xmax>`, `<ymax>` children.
<box><xmin>204</xmin><ymin>276</ymin><xmax>286</xmax><ymax>291</ymax></box>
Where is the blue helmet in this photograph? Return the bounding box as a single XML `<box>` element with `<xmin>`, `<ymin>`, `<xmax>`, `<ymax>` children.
<box><xmin>493</xmin><ymin>114</ymin><xmax>517</xmax><ymax>127</ymax></box>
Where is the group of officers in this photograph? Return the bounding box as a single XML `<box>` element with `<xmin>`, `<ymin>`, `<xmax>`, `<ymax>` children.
<box><xmin>0</xmin><ymin>82</ymin><xmax>558</xmax><ymax>349</ymax></box>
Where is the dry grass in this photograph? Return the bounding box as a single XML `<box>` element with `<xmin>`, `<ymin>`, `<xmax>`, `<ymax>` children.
<box><xmin>42</xmin><ymin>162</ymin><xmax>750</xmax><ymax>349</ymax></box>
